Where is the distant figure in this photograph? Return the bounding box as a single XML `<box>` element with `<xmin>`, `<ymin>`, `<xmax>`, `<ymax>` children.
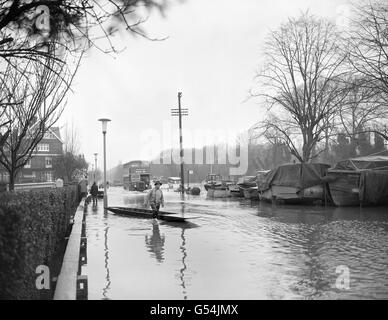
<box><xmin>79</xmin><ymin>177</ymin><xmax>88</xmax><ymax>199</ymax></box>
<box><xmin>90</xmin><ymin>182</ymin><xmax>99</xmax><ymax>207</ymax></box>
<box><xmin>144</xmin><ymin>180</ymin><xmax>165</xmax><ymax>218</ymax></box>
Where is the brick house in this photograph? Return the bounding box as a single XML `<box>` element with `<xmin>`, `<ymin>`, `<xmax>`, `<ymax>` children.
<box><xmin>0</xmin><ymin>127</ymin><xmax>63</xmax><ymax>184</ymax></box>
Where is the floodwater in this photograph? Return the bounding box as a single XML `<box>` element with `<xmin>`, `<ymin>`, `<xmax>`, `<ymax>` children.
<box><xmin>83</xmin><ymin>186</ymin><xmax>388</xmax><ymax>300</ymax></box>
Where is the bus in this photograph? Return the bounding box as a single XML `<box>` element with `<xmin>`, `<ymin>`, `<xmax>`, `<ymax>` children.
<box><xmin>167</xmin><ymin>177</ymin><xmax>181</xmax><ymax>191</ymax></box>
<box><xmin>123</xmin><ymin>160</ymin><xmax>151</xmax><ymax>191</ymax></box>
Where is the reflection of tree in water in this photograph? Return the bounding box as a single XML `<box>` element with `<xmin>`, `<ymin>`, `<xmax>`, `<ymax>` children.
<box><xmin>299</xmin><ymin>225</ymin><xmax>331</xmax><ymax>299</ymax></box>
<box><xmin>262</xmin><ymin>206</ymin><xmax>333</xmax><ymax>299</ymax></box>
<box><xmin>145</xmin><ymin>220</ymin><xmax>166</xmax><ymax>262</ymax></box>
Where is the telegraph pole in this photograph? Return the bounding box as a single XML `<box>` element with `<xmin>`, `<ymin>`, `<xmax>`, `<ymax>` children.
<box><xmin>171</xmin><ymin>92</ymin><xmax>188</xmax><ymax>195</ymax></box>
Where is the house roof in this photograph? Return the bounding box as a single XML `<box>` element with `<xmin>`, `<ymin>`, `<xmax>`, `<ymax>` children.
<box><xmin>29</xmin><ymin>120</ymin><xmax>63</xmax><ymax>143</ymax></box>
<box><xmin>50</xmin><ymin>127</ymin><xmax>62</xmax><ymax>143</ymax></box>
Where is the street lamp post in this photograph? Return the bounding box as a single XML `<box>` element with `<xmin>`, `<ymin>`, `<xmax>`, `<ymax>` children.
<box><xmin>98</xmin><ymin>118</ymin><xmax>111</xmax><ymax>210</ymax></box>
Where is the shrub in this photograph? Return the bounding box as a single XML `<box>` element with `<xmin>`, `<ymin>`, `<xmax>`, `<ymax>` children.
<box><xmin>0</xmin><ymin>186</ymin><xmax>79</xmax><ymax>299</ymax></box>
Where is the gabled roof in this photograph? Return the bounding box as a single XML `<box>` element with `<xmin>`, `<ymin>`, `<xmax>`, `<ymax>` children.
<box><xmin>29</xmin><ymin>120</ymin><xmax>63</xmax><ymax>143</ymax></box>
<box><xmin>49</xmin><ymin>127</ymin><xmax>62</xmax><ymax>143</ymax></box>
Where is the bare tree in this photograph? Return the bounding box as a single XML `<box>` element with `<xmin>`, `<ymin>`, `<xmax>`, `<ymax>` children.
<box><xmin>0</xmin><ymin>0</ymin><xmax>169</xmax><ymax>66</ymax></box>
<box><xmin>53</xmin><ymin>121</ymin><xmax>88</xmax><ymax>183</ymax></box>
<box><xmin>347</xmin><ymin>1</ymin><xmax>388</xmax><ymax>95</ymax></box>
<box><xmin>344</xmin><ymin>0</ymin><xmax>388</xmax><ymax>141</ymax></box>
<box><xmin>0</xmin><ymin>54</ymin><xmax>79</xmax><ymax>190</ymax></box>
<box><xmin>251</xmin><ymin>12</ymin><xmax>349</xmax><ymax>162</ymax></box>
<box><xmin>61</xmin><ymin>121</ymin><xmax>80</xmax><ymax>155</ymax></box>
<box><xmin>54</xmin><ymin>152</ymin><xmax>88</xmax><ymax>183</ymax></box>
<box><xmin>336</xmin><ymin>76</ymin><xmax>388</xmax><ymax>154</ymax></box>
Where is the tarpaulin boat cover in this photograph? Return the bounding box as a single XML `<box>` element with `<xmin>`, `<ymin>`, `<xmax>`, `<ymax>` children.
<box><xmin>257</xmin><ymin>163</ymin><xmax>330</xmax><ymax>192</ymax></box>
<box><xmin>237</xmin><ymin>176</ymin><xmax>257</xmax><ymax>188</ymax></box>
<box><xmin>332</xmin><ymin>155</ymin><xmax>388</xmax><ymax>171</ymax></box>
<box><xmin>359</xmin><ymin>170</ymin><xmax>388</xmax><ymax>205</ymax></box>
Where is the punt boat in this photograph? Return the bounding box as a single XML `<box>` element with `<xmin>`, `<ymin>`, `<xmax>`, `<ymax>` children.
<box><xmin>107</xmin><ymin>206</ymin><xmax>197</xmax><ymax>223</ymax></box>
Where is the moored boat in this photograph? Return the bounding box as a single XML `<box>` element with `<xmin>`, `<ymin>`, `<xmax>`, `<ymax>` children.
<box><xmin>237</xmin><ymin>176</ymin><xmax>257</xmax><ymax>198</ymax></box>
<box><xmin>326</xmin><ymin>153</ymin><xmax>388</xmax><ymax>206</ymax></box>
<box><xmin>213</xmin><ymin>187</ymin><xmax>229</xmax><ymax>198</ymax></box>
<box><xmin>207</xmin><ymin>184</ymin><xmax>229</xmax><ymax>198</ymax></box>
<box><xmin>243</xmin><ymin>186</ymin><xmax>259</xmax><ymax>199</ymax></box>
<box><xmin>203</xmin><ymin>173</ymin><xmax>222</xmax><ymax>191</ymax></box>
<box><xmin>206</xmin><ymin>188</ymin><xmax>215</xmax><ymax>197</ymax></box>
<box><xmin>228</xmin><ymin>184</ymin><xmax>242</xmax><ymax>197</ymax></box>
<box><xmin>258</xmin><ymin>163</ymin><xmax>330</xmax><ymax>204</ymax></box>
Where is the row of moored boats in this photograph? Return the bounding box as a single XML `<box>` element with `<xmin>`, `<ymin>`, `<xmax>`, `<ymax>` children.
<box><xmin>204</xmin><ymin>152</ymin><xmax>388</xmax><ymax>207</ymax></box>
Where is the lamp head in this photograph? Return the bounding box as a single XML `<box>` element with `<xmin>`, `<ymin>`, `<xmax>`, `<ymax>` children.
<box><xmin>98</xmin><ymin>118</ymin><xmax>111</xmax><ymax>133</ymax></box>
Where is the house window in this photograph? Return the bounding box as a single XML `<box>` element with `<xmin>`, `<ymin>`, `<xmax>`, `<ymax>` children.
<box><xmin>24</xmin><ymin>159</ymin><xmax>31</xmax><ymax>168</ymax></box>
<box><xmin>1</xmin><ymin>172</ymin><xmax>10</xmax><ymax>182</ymax></box>
<box><xmin>44</xmin><ymin>171</ymin><xmax>53</xmax><ymax>182</ymax></box>
<box><xmin>45</xmin><ymin>157</ymin><xmax>52</xmax><ymax>168</ymax></box>
<box><xmin>37</xmin><ymin>144</ymin><xmax>49</xmax><ymax>152</ymax></box>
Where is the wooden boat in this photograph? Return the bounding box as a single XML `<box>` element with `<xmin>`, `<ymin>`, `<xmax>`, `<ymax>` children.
<box><xmin>326</xmin><ymin>153</ymin><xmax>388</xmax><ymax>206</ymax></box>
<box><xmin>260</xmin><ymin>185</ymin><xmax>326</xmax><ymax>204</ymax></box>
<box><xmin>228</xmin><ymin>184</ymin><xmax>242</xmax><ymax>197</ymax></box>
<box><xmin>107</xmin><ymin>206</ymin><xmax>197</xmax><ymax>223</ymax></box>
<box><xmin>206</xmin><ymin>186</ymin><xmax>229</xmax><ymax>198</ymax></box>
<box><xmin>204</xmin><ymin>174</ymin><xmax>223</xmax><ymax>191</ymax></box>
<box><xmin>258</xmin><ymin>163</ymin><xmax>330</xmax><ymax>204</ymax></box>
<box><xmin>213</xmin><ymin>187</ymin><xmax>229</xmax><ymax>198</ymax></box>
<box><xmin>237</xmin><ymin>176</ymin><xmax>257</xmax><ymax>198</ymax></box>
<box><xmin>206</xmin><ymin>180</ymin><xmax>235</xmax><ymax>198</ymax></box>
<box><xmin>206</xmin><ymin>188</ymin><xmax>215</xmax><ymax>197</ymax></box>
<box><xmin>243</xmin><ymin>186</ymin><xmax>259</xmax><ymax>199</ymax></box>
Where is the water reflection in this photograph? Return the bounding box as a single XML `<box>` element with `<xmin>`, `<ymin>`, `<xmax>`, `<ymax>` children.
<box><xmin>86</xmin><ymin>187</ymin><xmax>388</xmax><ymax>299</ymax></box>
<box><xmin>179</xmin><ymin>228</ymin><xmax>188</xmax><ymax>300</ymax></box>
<box><xmin>145</xmin><ymin>220</ymin><xmax>166</xmax><ymax>262</ymax></box>
<box><xmin>256</xmin><ymin>201</ymin><xmax>388</xmax><ymax>299</ymax></box>
<box><xmin>143</xmin><ymin>217</ymin><xmax>196</xmax><ymax>299</ymax></box>
<box><xmin>102</xmin><ymin>212</ymin><xmax>111</xmax><ymax>300</ymax></box>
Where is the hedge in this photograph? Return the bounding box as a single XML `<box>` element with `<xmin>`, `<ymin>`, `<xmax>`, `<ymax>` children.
<box><xmin>0</xmin><ymin>186</ymin><xmax>79</xmax><ymax>299</ymax></box>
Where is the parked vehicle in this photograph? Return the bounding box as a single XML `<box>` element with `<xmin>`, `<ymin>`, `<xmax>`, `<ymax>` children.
<box><xmin>326</xmin><ymin>153</ymin><xmax>388</xmax><ymax>206</ymax></box>
<box><xmin>123</xmin><ymin>160</ymin><xmax>151</xmax><ymax>192</ymax></box>
<box><xmin>168</xmin><ymin>177</ymin><xmax>181</xmax><ymax>191</ymax></box>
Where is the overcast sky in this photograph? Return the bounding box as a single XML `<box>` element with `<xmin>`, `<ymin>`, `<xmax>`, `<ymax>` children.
<box><xmin>61</xmin><ymin>0</ymin><xmax>349</xmax><ymax>170</ymax></box>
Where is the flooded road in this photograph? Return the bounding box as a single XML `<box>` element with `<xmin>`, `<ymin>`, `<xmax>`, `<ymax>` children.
<box><xmin>84</xmin><ymin>187</ymin><xmax>388</xmax><ymax>300</ymax></box>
